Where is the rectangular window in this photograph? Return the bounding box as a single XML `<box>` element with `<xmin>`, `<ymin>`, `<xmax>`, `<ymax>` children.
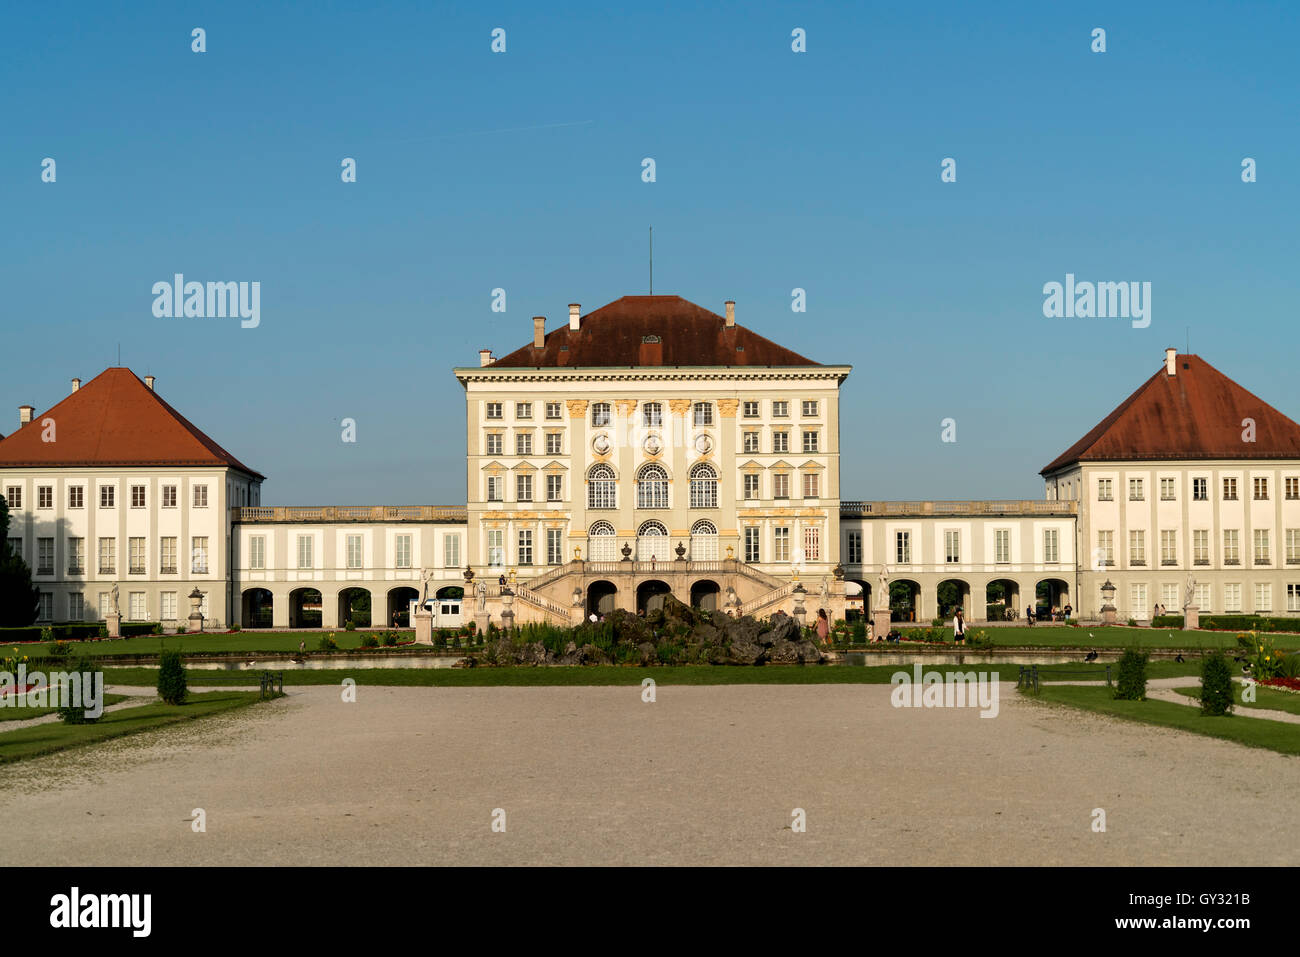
<box><xmin>487</xmin><ymin>530</ymin><xmax>504</xmax><ymax>567</ymax></box>
<box><xmin>772</xmin><ymin>401</ymin><xmax>789</xmax><ymax>418</ymax></box>
<box><xmin>545</xmin><ymin>432</ymin><xmax>562</xmax><ymax>455</ymax></box>
<box><xmin>486</xmin><ymin>402</ymin><xmax>503</xmax><ymax>419</ymax></box>
<box><xmin>1160</xmin><ymin>529</ymin><xmax>1176</xmax><ymax>565</ymax></box>
<box><xmin>516</xmin><ymin>474</ymin><xmax>533</xmax><ymax>502</ymax></box>
<box><xmin>37</xmin><ymin>537</ymin><xmax>54</xmax><ymax>575</ymax></box>
<box><xmin>1097</xmin><ymin>478</ymin><xmax>1112</xmax><ymax>501</ymax></box>
<box><xmin>1098</xmin><ymin>530</ymin><xmax>1114</xmax><ymax>566</ymax></box>
<box><xmin>1224</xmin><ymin>582</ymin><xmax>1241</xmax><ymax>612</ymax></box>
<box><xmin>545</xmin><ymin>474</ymin><xmax>562</xmax><ymax>502</ymax></box>
<box><xmin>1129</xmin><ymin>529</ymin><xmax>1145</xmax><ymax>565</ymax></box>
<box><xmin>801</xmin><ymin>400</ymin><xmax>818</xmax><ymax>416</ymax></box>
<box><xmin>485</xmin><ymin>434</ymin><xmax>502</xmax><ymax>455</ymax></box>
<box><xmin>1287</xmin><ymin>528</ymin><xmax>1300</xmax><ymax>564</ymax></box>
<box><xmin>1128</xmin><ymin>478</ymin><xmax>1144</xmax><ymax>501</ymax></box>
<box><xmin>129</xmin><ymin>592</ymin><xmax>146</xmax><ymax>620</ymax></box>
<box><xmin>1287</xmin><ymin>477</ymin><xmax>1299</xmax><ymax>500</ymax></box>
<box><xmin>1223</xmin><ymin>477</ymin><xmax>1238</xmax><ymax>500</ymax></box>
<box><xmin>129</xmin><ymin>537</ymin><xmax>145</xmax><ymax>574</ymax></box>
<box><xmin>1224</xmin><ymin>529</ymin><xmax>1239</xmax><ymax>564</ymax></box>
<box><xmin>1193</xmin><ymin>529</ymin><xmax>1209</xmax><ymax>564</ymax></box>
<box><xmin>68</xmin><ymin>537</ymin><xmax>85</xmax><ymax>574</ymax></box>
<box><xmin>945</xmin><ymin>529</ymin><xmax>960</xmax><ymax>564</ymax></box>
<box><xmin>1161</xmin><ymin>583</ymin><xmax>1179</xmax><ymax>611</ymax></box>
<box><xmin>68</xmin><ymin>485</ymin><xmax>84</xmax><ymax>508</ymax></box>
<box><xmin>744</xmin><ymin>527</ymin><xmax>760</xmax><ymax>563</ymax></box>
<box><xmin>517</xmin><ymin>529</ymin><xmax>533</xmax><ymax>566</ymax></box>
<box><xmin>98</xmin><ymin>537</ymin><xmax>115</xmax><ymax>574</ymax></box>
<box><xmin>1254</xmin><ymin>477</ymin><xmax>1269</xmax><ymax>500</ymax></box>
<box><xmin>743</xmin><ymin>474</ymin><xmax>759</xmax><ymax>500</ymax></box>
<box><xmin>388</xmin><ymin>534</ymin><xmax>409</xmax><ymax>569</ymax></box>
<box><xmin>162</xmin><ymin>485</ymin><xmax>177</xmax><ymax>508</ymax></box>
<box><xmin>802</xmin><ymin>431</ymin><xmax>819</xmax><ymax>453</ymax></box>
<box><xmin>742</xmin><ymin>401</ymin><xmax>759</xmax><ymax>418</ymax></box>
<box><xmin>545</xmin><ymin>401</ymin><xmax>562</xmax><ymax>420</ymax></box>
<box><xmin>444</xmin><ymin>534</ymin><xmax>461</xmax><ymax>568</ymax></box>
<box><xmin>4</xmin><ymin>486</ymin><xmax>20</xmax><ymax>509</ymax></box>
<box><xmin>642</xmin><ymin>402</ymin><xmax>663</xmax><ymax>427</ymax></box>
<box><xmin>131</xmin><ymin>484</ymin><xmax>146</xmax><ymax>508</ymax></box>
<box><xmin>1130</xmin><ymin>583</ymin><xmax>1148</xmax><ymax>619</ymax></box>
<box><xmin>591</xmin><ymin>403</ymin><xmax>611</xmax><ymax>427</ymax></box>
<box><xmin>1193</xmin><ymin>477</ymin><xmax>1208</xmax><ymax>501</ymax></box>
<box><xmin>161</xmin><ymin>591</ymin><xmax>177</xmax><ymax>620</ymax></box>
<box><xmin>743</xmin><ymin>431</ymin><xmax>759</xmax><ymax>453</ymax></box>
<box><xmin>297</xmin><ymin>535</ymin><xmax>313</xmax><ymax>569</ymax></box>
<box><xmin>1289</xmin><ymin>584</ymin><xmax>1300</xmax><ymax>613</ymax></box>
<box><xmin>191</xmin><ymin>536</ymin><xmax>208</xmax><ymax>573</ymax></box>
<box><xmin>773</xmin><ymin>473</ymin><xmax>790</xmax><ymax>499</ymax></box>
<box><xmin>193</xmin><ymin>485</ymin><xmax>208</xmax><ymax>507</ymax></box>
<box><xmin>693</xmin><ymin>402</ymin><xmax>713</xmax><ymax>427</ymax></box>
<box><xmin>68</xmin><ymin>592</ymin><xmax>84</xmax><ymax>621</ymax></box>
<box><xmin>1254</xmin><ymin>528</ymin><xmax>1270</xmax><ymax>564</ymax></box>
<box><xmin>100</xmin><ymin>485</ymin><xmax>114</xmax><ymax>508</ymax></box>
<box><xmin>546</xmin><ymin>528</ymin><xmax>563</xmax><ymax>565</ymax></box>
<box><xmin>772</xmin><ymin>431</ymin><xmax>789</xmax><ymax>453</ymax></box>
<box><xmin>8</xmin><ymin>537</ymin><xmax>19</xmax><ymax>560</ymax></box>
<box><xmin>158</xmin><ymin>536</ymin><xmax>177</xmax><ymax>574</ymax></box>
<box><xmin>1194</xmin><ymin>582</ymin><xmax>1211</xmax><ymax>612</ymax></box>
<box><xmin>516</xmin><ymin>433</ymin><xmax>532</xmax><ymax>455</ymax></box>
<box><xmin>1044</xmin><ymin>528</ymin><xmax>1059</xmax><ymax>563</ymax></box>
<box><xmin>774</xmin><ymin>527</ymin><xmax>791</xmax><ymax>563</ymax></box>
<box><xmin>37</xmin><ymin>486</ymin><xmax>53</xmax><ymax>509</ymax></box>
<box><xmin>516</xmin><ymin>402</ymin><xmax>532</xmax><ymax>419</ymax></box>
<box><xmin>848</xmin><ymin>531</ymin><xmax>863</xmax><ymax>565</ymax></box>
<box><xmin>346</xmin><ymin>534</ymin><xmax>363</xmax><ymax>569</ymax></box>
<box><xmin>803</xmin><ymin>526</ymin><xmax>820</xmax><ymax>561</ymax></box>
<box><xmin>995</xmin><ymin>529</ymin><xmax>1010</xmax><ymax>564</ymax></box>
<box><xmin>1160</xmin><ymin>478</ymin><xmax>1176</xmax><ymax>501</ymax></box>
<box><xmin>1255</xmin><ymin>582</ymin><xmax>1272</xmax><ymax>613</ymax></box>
<box><xmin>250</xmin><ymin>535</ymin><xmax>266</xmax><ymax>570</ymax></box>
<box><xmin>486</xmin><ymin>475</ymin><xmax>503</xmax><ymax>502</ymax></box>
<box><xmin>802</xmin><ymin>473</ymin><xmax>819</xmax><ymax>498</ymax></box>
<box><xmin>38</xmin><ymin>592</ymin><xmax>53</xmax><ymax>622</ymax></box>
<box><xmin>896</xmin><ymin>530</ymin><xmax>912</xmax><ymax>564</ymax></box>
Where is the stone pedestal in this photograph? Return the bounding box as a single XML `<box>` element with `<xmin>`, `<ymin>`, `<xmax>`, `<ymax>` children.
<box><xmin>872</xmin><ymin>608</ymin><xmax>892</xmax><ymax>642</ymax></box>
<box><xmin>413</xmin><ymin>609</ymin><xmax>434</xmax><ymax>645</ymax></box>
<box><xmin>500</xmin><ymin>591</ymin><xmax>515</xmax><ymax>633</ymax></box>
<box><xmin>474</xmin><ymin>611</ymin><xmax>491</xmax><ymax>636</ymax></box>
<box><xmin>105</xmin><ymin>612</ymin><xmax>121</xmax><ymax>638</ymax></box>
<box><xmin>1183</xmin><ymin>604</ymin><xmax>1199</xmax><ymax>630</ymax></box>
<box><xmin>187</xmin><ymin>613</ymin><xmax>204</xmax><ymax>633</ymax></box>
<box><xmin>187</xmin><ymin>588</ymin><xmax>204</xmax><ymax>633</ymax></box>
<box><xmin>1100</xmin><ymin>603</ymin><xmax>1117</xmax><ymax>625</ymax></box>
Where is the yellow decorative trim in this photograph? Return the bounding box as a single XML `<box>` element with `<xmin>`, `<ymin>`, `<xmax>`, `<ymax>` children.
<box><xmin>668</xmin><ymin>399</ymin><xmax>692</xmax><ymax>415</ymax></box>
<box><xmin>615</xmin><ymin>399</ymin><xmax>638</xmax><ymax>416</ymax></box>
<box><xmin>566</xmin><ymin>399</ymin><xmax>589</xmax><ymax>417</ymax></box>
<box><xmin>717</xmin><ymin>399</ymin><xmax>739</xmax><ymax>418</ymax></box>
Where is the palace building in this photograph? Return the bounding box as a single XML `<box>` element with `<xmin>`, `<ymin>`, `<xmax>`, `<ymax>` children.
<box><xmin>3</xmin><ymin>296</ymin><xmax>1299</xmax><ymax>631</ymax></box>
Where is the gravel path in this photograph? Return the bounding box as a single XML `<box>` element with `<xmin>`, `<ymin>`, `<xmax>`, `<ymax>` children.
<box><xmin>0</xmin><ymin>682</ymin><xmax>1296</xmax><ymax>865</ymax></box>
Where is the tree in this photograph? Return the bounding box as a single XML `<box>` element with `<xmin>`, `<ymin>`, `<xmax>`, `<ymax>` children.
<box><xmin>0</xmin><ymin>497</ymin><xmax>39</xmax><ymax>627</ymax></box>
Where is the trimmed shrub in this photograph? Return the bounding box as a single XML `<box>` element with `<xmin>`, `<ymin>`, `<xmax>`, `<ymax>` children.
<box><xmin>344</xmin><ymin>620</ymin><xmax>356</xmax><ymax>632</ymax></box>
<box><xmin>1114</xmin><ymin>648</ymin><xmax>1149</xmax><ymax>701</ymax></box>
<box><xmin>57</xmin><ymin>656</ymin><xmax>104</xmax><ymax>724</ymax></box>
<box><xmin>121</xmin><ymin>622</ymin><xmax>162</xmax><ymax>637</ymax></box>
<box><xmin>0</xmin><ymin>626</ymin><xmax>44</xmax><ymax>642</ymax></box>
<box><xmin>359</xmin><ymin>633</ymin><xmax>380</xmax><ymax>648</ymax></box>
<box><xmin>157</xmin><ymin>648</ymin><xmax>188</xmax><ymax>705</ymax></box>
<box><xmin>1200</xmin><ymin>651</ymin><xmax>1234</xmax><ymax>716</ymax></box>
<box><xmin>382</xmin><ymin>631</ymin><xmax>398</xmax><ymax>647</ymax></box>
<box><xmin>317</xmin><ymin>634</ymin><xmax>339</xmax><ymax>651</ymax></box>
<box><xmin>46</xmin><ymin>640</ymin><xmax>72</xmax><ymax>660</ymax></box>
<box><xmin>1152</xmin><ymin>615</ymin><xmax>1184</xmax><ymax>628</ymax></box>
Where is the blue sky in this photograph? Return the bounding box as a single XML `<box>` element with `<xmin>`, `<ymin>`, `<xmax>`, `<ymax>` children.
<box><xmin>3</xmin><ymin>0</ymin><xmax>1297</xmax><ymax>503</ymax></box>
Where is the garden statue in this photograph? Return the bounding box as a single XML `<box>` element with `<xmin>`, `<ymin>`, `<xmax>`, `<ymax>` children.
<box><xmin>475</xmin><ymin>580</ymin><xmax>488</xmax><ymax>612</ymax></box>
<box><xmin>1184</xmin><ymin>575</ymin><xmax>1196</xmax><ymax>609</ymax></box>
<box><xmin>110</xmin><ymin>583</ymin><xmax>120</xmax><ymax>616</ymax></box>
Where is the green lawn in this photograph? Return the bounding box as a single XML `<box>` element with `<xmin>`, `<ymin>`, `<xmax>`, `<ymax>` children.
<box><xmin>1173</xmin><ymin>684</ymin><xmax>1300</xmax><ymax>717</ymax></box>
<box><xmin>99</xmin><ymin>660</ymin><xmax>1209</xmax><ymax>688</ymax></box>
<box><xmin>0</xmin><ymin>692</ymin><xmax>265</xmax><ymax>764</ymax></box>
<box><xmin>1029</xmin><ymin>684</ymin><xmax>1300</xmax><ymax>756</ymax></box>
<box><xmin>0</xmin><ymin>693</ymin><xmax>127</xmax><ymax>722</ymax></box>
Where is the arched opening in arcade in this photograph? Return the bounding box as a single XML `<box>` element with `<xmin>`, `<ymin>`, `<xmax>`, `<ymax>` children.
<box><xmin>936</xmin><ymin>579</ymin><xmax>972</xmax><ymax>620</ymax></box>
<box><xmin>986</xmin><ymin>579</ymin><xmax>1021</xmax><ymax>621</ymax></box>
<box><xmin>587</xmin><ymin>580</ymin><xmax>618</xmax><ymax>617</ymax></box>
<box><xmin>844</xmin><ymin>580</ymin><xmax>870</xmax><ymax>622</ymax></box>
<box><xmin>433</xmin><ymin>586</ymin><xmax>464</xmax><ymax>626</ymax></box>
<box><xmin>289</xmin><ymin>588</ymin><xmax>321</xmax><ymax>628</ymax></box>
<box><xmin>386</xmin><ymin>587</ymin><xmax>419</xmax><ymax>628</ymax></box>
<box><xmin>889</xmin><ymin>580</ymin><xmax>920</xmax><ymax>622</ymax></box>
<box><xmin>637</xmin><ymin>579</ymin><xmax>673</xmax><ymax>614</ymax></box>
<box><xmin>241</xmin><ymin>588</ymin><xmax>273</xmax><ymax>628</ymax></box>
<box><xmin>338</xmin><ymin>587</ymin><xmax>372</xmax><ymax>628</ymax></box>
<box><xmin>689</xmin><ymin>579</ymin><xmax>721</xmax><ymax>611</ymax></box>
<box><xmin>1036</xmin><ymin>578</ymin><xmax>1071</xmax><ymax>621</ymax></box>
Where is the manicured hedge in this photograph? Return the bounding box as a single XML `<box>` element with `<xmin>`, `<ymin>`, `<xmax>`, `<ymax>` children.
<box><xmin>0</xmin><ymin>626</ymin><xmax>43</xmax><ymax>642</ymax></box>
<box><xmin>121</xmin><ymin>622</ymin><xmax>163</xmax><ymax>637</ymax></box>
<box><xmin>1199</xmin><ymin>615</ymin><xmax>1300</xmax><ymax>633</ymax></box>
<box><xmin>1152</xmin><ymin>615</ymin><xmax>1185</xmax><ymax>627</ymax></box>
<box><xmin>49</xmin><ymin>623</ymin><xmax>104</xmax><ymax>640</ymax></box>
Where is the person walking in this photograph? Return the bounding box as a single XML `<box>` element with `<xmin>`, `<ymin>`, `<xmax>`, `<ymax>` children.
<box><xmin>1025</xmin><ymin>604</ymin><xmax>1035</xmax><ymax>626</ymax></box>
<box><xmin>953</xmin><ymin>608</ymin><xmax>966</xmax><ymax>645</ymax></box>
<box><xmin>815</xmin><ymin>608</ymin><xmax>831</xmax><ymax>646</ymax></box>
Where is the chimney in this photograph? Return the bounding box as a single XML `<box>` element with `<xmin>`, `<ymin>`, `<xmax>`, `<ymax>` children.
<box><xmin>145</xmin><ymin>375</ymin><xmax>155</xmax><ymax>391</ymax></box>
<box><xmin>478</xmin><ymin>349</ymin><xmax>493</xmax><ymax>368</ymax></box>
<box><xmin>19</xmin><ymin>405</ymin><xmax>34</xmax><ymax>426</ymax></box>
<box><xmin>1165</xmin><ymin>347</ymin><xmax>1177</xmax><ymax>376</ymax></box>
<box><xmin>532</xmin><ymin>316</ymin><xmax>546</xmax><ymax>349</ymax></box>
<box><xmin>70</xmin><ymin>378</ymin><xmax>80</xmax><ymax>393</ymax></box>
<box><xmin>568</xmin><ymin>303</ymin><xmax>581</xmax><ymax>331</ymax></box>
<box><xmin>724</xmin><ymin>300</ymin><xmax>736</xmax><ymax>328</ymax></box>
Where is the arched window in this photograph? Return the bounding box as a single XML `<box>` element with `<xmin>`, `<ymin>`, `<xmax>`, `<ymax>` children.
<box><xmin>588</xmin><ymin>465</ymin><xmax>616</xmax><ymax>509</ymax></box>
<box><xmin>642</xmin><ymin>402</ymin><xmax>663</xmax><ymax>427</ymax></box>
<box><xmin>690</xmin><ymin>520</ymin><xmax>719</xmax><ymax>561</ymax></box>
<box><xmin>636</xmin><ymin>464</ymin><xmax>669</xmax><ymax>509</ymax></box>
<box><xmin>637</xmin><ymin>521</ymin><xmax>670</xmax><ymax>562</ymax></box>
<box><xmin>689</xmin><ymin>463</ymin><xmax>719</xmax><ymax>509</ymax></box>
<box><xmin>587</xmin><ymin>521</ymin><xmax>616</xmax><ymax>562</ymax></box>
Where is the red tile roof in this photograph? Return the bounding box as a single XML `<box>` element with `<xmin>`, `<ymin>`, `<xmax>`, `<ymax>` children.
<box><xmin>1041</xmin><ymin>354</ymin><xmax>1300</xmax><ymax>474</ymax></box>
<box><xmin>0</xmin><ymin>368</ymin><xmax>264</xmax><ymax>478</ymax></box>
<box><xmin>487</xmin><ymin>296</ymin><xmax>820</xmax><ymax>368</ymax></box>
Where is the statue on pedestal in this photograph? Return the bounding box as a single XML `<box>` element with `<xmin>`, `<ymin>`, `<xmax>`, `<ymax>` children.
<box><xmin>1184</xmin><ymin>575</ymin><xmax>1197</xmax><ymax>610</ymax></box>
<box><xmin>110</xmin><ymin>583</ymin><xmax>120</xmax><ymax>616</ymax></box>
<box><xmin>475</xmin><ymin>580</ymin><xmax>488</xmax><ymax>613</ymax></box>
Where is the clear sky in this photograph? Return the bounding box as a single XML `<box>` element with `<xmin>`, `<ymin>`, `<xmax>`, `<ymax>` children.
<box><xmin>3</xmin><ymin>1</ymin><xmax>1297</xmax><ymax>504</ymax></box>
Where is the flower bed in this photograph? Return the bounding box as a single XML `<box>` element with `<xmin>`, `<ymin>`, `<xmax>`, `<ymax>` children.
<box><xmin>1256</xmin><ymin>677</ymin><xmax>1300</xmax><ymax>693</ymax></box>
